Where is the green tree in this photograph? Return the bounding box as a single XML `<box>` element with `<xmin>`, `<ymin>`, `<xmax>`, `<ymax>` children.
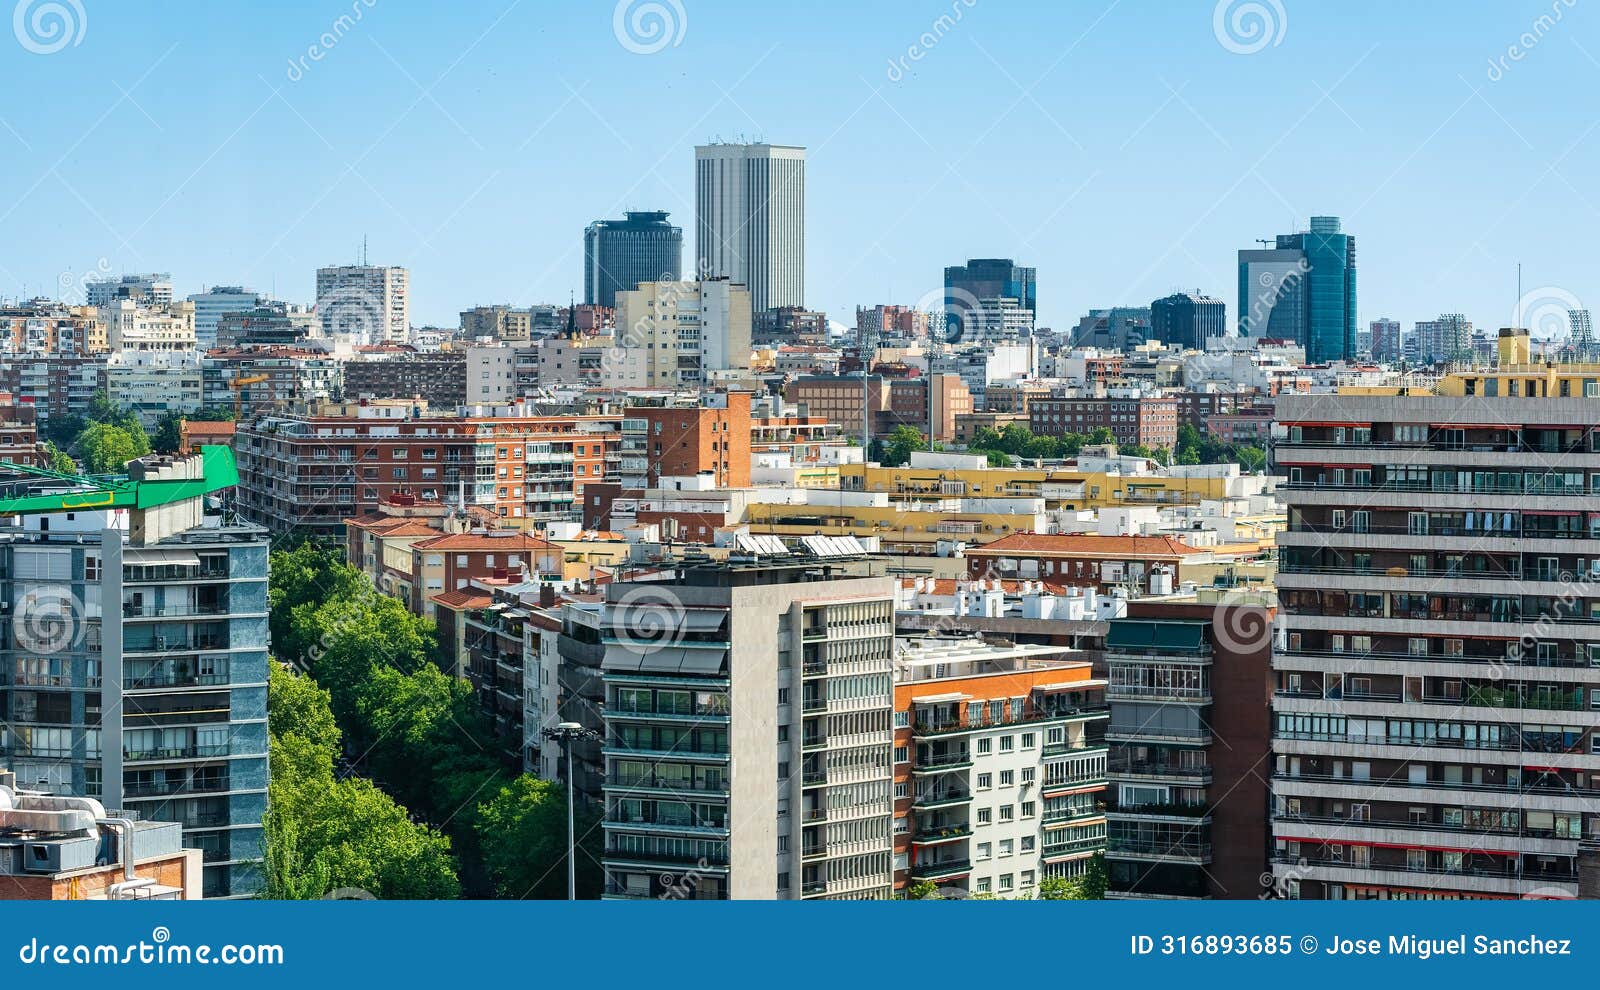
<box><xmin>1038</xmin><ymin>854</ymin><xmax>1107</xmax><ymax>899</ymax></box>
<box><xmin>267</xmin><ymin>543</ymin><xmax>368</xmax><ymax>667</ymax></box>
<box><xmin>76</xmin><ymin>422</ymin><xmax>151</xmax><ymax>474</ymax></box>
<box><xmin>151</xmin><ymin>411</ymin><xmax>184</xmax><ymax>454</ymax></box>
<box><xmin>40</xmin><ymin>441</ymin><xmax>77</xmax><ymax>474</ymax></box>
<box><xmin>475</xmin><ymin>775</ymin><xmax>603</xmax><ymax>899</ymax></box>
<box><xmin>881</xmin><ymin>425</ymin><xmax>926</xmax><ymax>467</ymax></box>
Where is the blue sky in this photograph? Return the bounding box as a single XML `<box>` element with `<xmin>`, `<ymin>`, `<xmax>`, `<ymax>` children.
<box><xmin>2</xmin><ymin>0</ymin><xmax>1598</xmax><ymax>335</ymax></box>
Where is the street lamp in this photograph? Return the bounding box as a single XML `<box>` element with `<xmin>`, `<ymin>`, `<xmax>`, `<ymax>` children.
<box><xmin>541</xmin><ymin>721</ymin><xmax>600</xmax><ymax>900</ymax></box>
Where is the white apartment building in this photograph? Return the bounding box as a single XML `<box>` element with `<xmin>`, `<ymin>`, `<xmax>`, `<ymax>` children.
<box><xmin>106</xmin><ymin>351</ymin><xmax>204</xmax><ymax>425</ymax></box>
<box><xmin>85</xmin><ymin>272</ymin><xmax>173</xmax><ymax>309</ymax></box>
<box><xmin>315</xmin><ymin>264</ymin><xmax>410</xmax><ymax>344</ymax></box>
<box><xmin>101</xmin><ymin>299</ymin><xmax>197</xmax><ymax>353</ymax></box>
<box><xmin>614</xmin><ymin>279</ymin><xmax>752</xmax><ymax>388</ymax></box>
<box><xmin>187</xmin><ymin>286</ymin><xmax>262</xmax><ymax>350</ymax></box>
<box><xmin>695</xmin><ymin>143</ymin><xmax>805</xmax><ymax>313</ymax></box>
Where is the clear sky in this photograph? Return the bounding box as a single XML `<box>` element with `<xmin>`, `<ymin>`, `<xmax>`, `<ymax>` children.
<box><xmin>2</xmin><ymin>0</ymin><xmax>1597</xmax><ymax>337</ymax></box>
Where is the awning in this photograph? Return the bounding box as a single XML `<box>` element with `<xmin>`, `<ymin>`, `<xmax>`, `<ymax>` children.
<box><xmin>1104</xmin><ymin>619</ymin><xmax>1207</xmax><ymax>653</ymax></box>
<box><xmin>122</xmin><ymin>549</ymin><xmax>201</xmax><ymax>567</ymax></box>
<box><xmin>911</xmin><ymin>692</ymin><xmax>967</xmax><ymax>704</ymax></box>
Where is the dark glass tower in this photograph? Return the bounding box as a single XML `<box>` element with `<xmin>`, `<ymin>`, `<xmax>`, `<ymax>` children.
<box><xmin>943</xmin><ymin>258</ymin><xmax>1036</xmax><ymax>337</ymax></box>
<box><xmin>584</xmin><ymin>211</ymin><xmax>683</xmax><ymax>309</ymax></box>
<box><xmin>1151</xmin><ymin>292</ymin><xmax>1227</xmax><ymax>349</ymax></box>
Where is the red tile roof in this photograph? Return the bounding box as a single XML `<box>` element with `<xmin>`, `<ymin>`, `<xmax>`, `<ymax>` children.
<box><xmin>966</xmin><ymin>533</ymin><xmax>1204</xmax><ymax>558</ymax></box>
<box><xmin>412</xmin><ymin>531</ymin><xmax>562</xmax><ymax>552</ymax></box>
<box><xmin>430</xmin><ymin>589</ymin><xmax>493</xmax><ymax>610</ymax></box>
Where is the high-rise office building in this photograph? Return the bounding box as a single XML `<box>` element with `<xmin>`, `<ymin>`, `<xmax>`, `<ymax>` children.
<box><xmin>1151</xmin><ymin>292</ymin><xmax>1227</xmax><ymax>349</ymax></box>
<box><xmin>584</xmin><ymin>211</ymin><xmax>683</xmax><ymax>310</ymax></box>
<box><xmin>1369</xmin><ymin>318</ymin><xmax>1402</xmax><ymax>362</ymax></box>
<box><xmin>944</xmin><ymin>260</ymin><xmax>1036</xmax><ymax>340</ymax></box>
<box><xmin>1238</xmin><ymin>217</ymin><xmax>1356</xmax><ymax>362</ymax></box>
<box><xmin>600</xmin><ymin>542</ymin><xmax>896</xmax><ymax>900</ymax></box>
<box><xmin>187</xmin><ymin>287</ymin><xmax>263</xmax><ymax>352</ymax></box>
<box><xmin>0</xmin><ymin>448</ymin><xmax>269</xmax><ymax>898</ymax></box>
<box><xmin>315</xmin><ymin>264</ymin><xmax>410</xmax><ymax>344</ymax></box>
<box><xmin>1271</xmin><ymin>335</ymin><xmax>1599</xmax><ymax>900</ymax></box>
<box><xmin>695</xmin><ymin>143</ymin><xmax>806</xmax><ymax>313</ymax></box>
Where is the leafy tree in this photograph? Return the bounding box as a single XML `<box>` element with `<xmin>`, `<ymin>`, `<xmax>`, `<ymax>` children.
<box><xmin>152</xmin><ymin>411</ymin><xmax>184</xmax><ymax>455</ymax></box>
<box><xmin>882</xmin><ymin>425</ymin><xmax>926</xmax><ymax>467</ymax></box>
<box><xmin>1038</xmin><ymin>854</ymin><xmax>1107</xmax><ymax>899</ymax></box>
<box><xmin>265</xmin><ymin>660</ymin><xmax>462</xmax><ymax>900</ymax></box>
<box><xmin>40</xmin><ymin>441</ymin><xmax>77</xmax><ymax>474</ymax></box>
<box><xmin>475</xmin><ymin>775</ymin><xmax>603</xmax><ymax>899</ymax></box>
<box><xmin>268</xmin><ymin>543</ymin><xmax>367</xmax><ymax>667</ymax></box>
<box><xmin>76</xmin><ymin>422</ymin><xmax>151</xmax><ymax>474</ymax></box>
<box><xmin>905</xmin><ymin>880</ymin><xmax>940</xmax><ymax>900</ymax></box>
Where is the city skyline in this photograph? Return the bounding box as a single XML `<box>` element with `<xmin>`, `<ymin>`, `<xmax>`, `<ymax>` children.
<box><xmin>1</xmin><ymin>2</ymin><xmax>1596</xmax><ymax>336</ymax></box>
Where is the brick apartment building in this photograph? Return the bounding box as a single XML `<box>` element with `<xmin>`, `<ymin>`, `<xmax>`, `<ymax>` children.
<box><xmin>342</xmin><ymin>350</ymin><xmax>468</xmax><ymax>407</ymax></box>
<box><xmin>1029</xmin><ymin>395</ymin><xmax>1178</xmax><ymax>450</ymax></box>
<box><xmin>617</xmin><ymin>391</ymin><xmax>753</xmax><ymax>490</ymax></box>
<box><xmin>234</xmin><ymin>399</ymin><xmax>620</xmax><ymax>535</ymax></box>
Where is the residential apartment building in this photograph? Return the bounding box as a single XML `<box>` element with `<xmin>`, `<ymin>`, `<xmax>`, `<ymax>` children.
<box><xmin>1272</xmin><ymin>366</ymin><xmax>1600</xmax><ymax>899</ymax></box>
<box><xmin>201</xmin><ymin>348</ymin><xmax>343</xmax><ymax>418</ymax></box>
<box><xmin>213</xmin><ymin>303</ymin><xmax>317</xmax><ymax>350</ymax></box>
<box><xmin>1029</xmin><ymin>394</ymin><xmax>1179</xmax><ymax>450</ymax></box>
<box><xmin>316</xmin><ymin>264</ymin><xmax>410</xmax><ymax>344</ymax></box>
<box><xmin>1369</xmin><ymin>317</ymin><xmax>1402</xmax><ymax>362</ymax></box>
<box><xmin>1103</xmin><ymin>597</ymin><xmax>1274</xmax><ymax>899</ymax></box>
<box><xmin>85</xmin><ymin>273</ymin><xmax>173</xmax><ymax>310</ymax></box>
<box><xmin>343</xmin><ymin>350</ymin><xmax>467</xmax><ymax>407</ymax></box>
<box><xmin>1408</xmin><ymin>313</ymin><xmax>1473</xmax><ymax>364</ymax></box>
<box><xmin>893</xmin><ymin>637</ymin><xmax>1108</xmax><ymax>897</ymax></box>
<box><xmin>106</xmin><ymin>352</ymin><xmax>204</xmax><ymax>426</ymax></box>
<box><xmin>616</xmin><ymin>391</ymin><xmax>753</xmax><ymax>490</ymax></box>
<box><xmin>234</xmin><ymin>401</ymin><xmax>619</xmax><ymax>535</ymax></box>
<box><xmin>614</xmin><ymin>278</ymin><xmax>753</xmax><ymax>388</ymax></box>
<box><xmin>101</xmin><ymin>299</ymin><xmax>197</xmax><ymax>353</ymax></box>
<box><xmin>0</xmin><ymin>355</ymin><xmax>105</xmax><ymax>434</ymax></box>
<box><xmin>601</xmin><ymin>543</ymin><xmax>895</xmax><ymax>900</ymax></box>
<box><xmin>965</xmin><ymin>534</ymin><xmax>1205</xmax><ymax>595</ymax></box>
<box><xmin>0</xmin><ymin>302</ymin><xmax>104</xmax><ymax>355</ymax></box>
<box><xmin>0</xmin><ymin>449</ymin><xmax>269</xmax><ymax>898</ymax></box>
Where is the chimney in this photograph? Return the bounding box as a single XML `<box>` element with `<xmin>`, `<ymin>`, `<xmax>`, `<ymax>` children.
<box><xmin>539</xmin><ymin>583</ymin><xmax>556</xmax><ymax>607</ymax></box>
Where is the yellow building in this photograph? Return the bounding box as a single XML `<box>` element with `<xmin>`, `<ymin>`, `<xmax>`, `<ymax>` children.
<box><xmin>745</xmin><ymin>495</ymin><xmax>1049</xmax><ymax>554</ymax></box>
<box><xmin>1434</xmin><ymin>329</ymin><xmax>1600</xmax><ymax>399</ymax></box>
<box><xmin>837</xmin><ymin>461</ymin><xmax>1237</xmax><ymax>510</ymax></box>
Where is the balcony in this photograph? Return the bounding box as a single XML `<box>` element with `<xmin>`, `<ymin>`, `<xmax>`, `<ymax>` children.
<box><xmin>603</xmin><ymin>774</ymin><xmax>729</xmax><ymax>796</ymax></box>
<box><xmin>912</xmin><ymin>789</ymin><xmax>972</xmax><ymax>810</ymax></box>
<box><xmin>1107</xmin><ymin>758</ymin><xmax>1212</xmax><ymax>783</ymax></box>
<box><xmin>913</xmin><ymin>748</ymin><xmax>972</xmax><ymax>773</ymax></box>
<box><xmin>908</xmin><ymin>858</ymin><xmax>971</xmax><ymax>880</ymax></box>
<box><xmin>1113</xmin><ymin>801</ymin><xmax>1212</xmax><ymax>821</ymax></box>
<box><xmin>1106</xmin><ymin>837</ymin><xmax>1212</xmax><ymax>863</ymax></box>
<box><xmin>914</xmin><ymin>824</ymin><xmax>973</xmax><ymax>845</ymax></box>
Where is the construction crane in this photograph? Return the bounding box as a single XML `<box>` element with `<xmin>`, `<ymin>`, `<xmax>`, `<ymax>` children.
<box><xmin>229</xmin><ymin>374</ymin><xmax>270</xmax><ymax>420</ymax></box>
<box><xmin>0</xmin><ymin>446</ymin><xmax>239</xmax><ymax>516</ymax></box>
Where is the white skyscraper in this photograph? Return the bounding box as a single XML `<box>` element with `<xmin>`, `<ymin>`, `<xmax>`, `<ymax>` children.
<box><xmin>315</xmin><ymin>264</ymin><xmax>410</xmax><ymax>344</ymax></box>
<box><xmin>695</xmin><ymin>143</ymin><xmax>805</xmax><ymax>314</ymax></box>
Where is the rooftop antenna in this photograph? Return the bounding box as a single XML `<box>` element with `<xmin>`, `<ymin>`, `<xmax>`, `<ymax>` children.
<box><xmin>1516</xmin><ymin>263</ymin><xmax>1522</xmax><ymax>328</ymax></box>
<box><xmin>361</xmin><ymin>235</ymin><xmax>369</xmax><ymax>267</ymax></box>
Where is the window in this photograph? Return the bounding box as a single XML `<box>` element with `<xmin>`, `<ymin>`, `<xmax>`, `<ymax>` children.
<box><xmin>999</xmin><ymin>805</ymin><xmax>1015</xmax><ymax>822</ymax></box>
<box><xmin>1021</xmin><ymin>801</ymin><xmax>1036</xmax><ymax>818</ymax></box>
<box><xmin>894</xmin><ymin>745</ymin><xmax>908</xmax><ymax>764</ymax></box>
<box><xmin>976</xmin><ymin>842</ymin><xmax>992</xmax><ymax>861</ymax></box>
<box><xmin>976</xmin><ymin>737</ymin><xmax>992</xmax><ymax>755</ymax></box>
<box><xmin>894</xmin><ymin>781</ymin><xmax>908</xmax><ymax>798</ymax></box>
<box><xmin>998</xmin><ymin>839</ymin><xmax>1013</xmax><ymax>857</ymax></box>
<box><xmin>976</xmin><ymin>808</ymin><xmax>992</xmax><ymax>825</ymax></box>
<box><xmin>1021</xmin><ymin>732</ymin><xmax>1036</xmax><ymax>749</ymax></box>
<box><xmin>998</xmin><ymin>874</ymin><xmax>1014</xmax><ymax>892</ymax></box>
<box><xmin>999</xmin><ymin>770</ymin><xmax>1014</xmax><ymax>787</ymax></box>
<box><xmin>1020</xmin><ymin>837</ymin><xmax>1035</xmax><ymax>853</ymax></box>
<box><xmin>976</xmin><ymin>773</ymin><xmax>992</xmax><ymax>790</ymax></box>
<box><xmin>999</xmin><ymin>735</ymin><xmax>1015</xmax><ymax>753</ymax></box>
<box><xmin>1020</xmin><ymin>767</ymin><xmax>1036</xmax><ymax>785</ymax></box>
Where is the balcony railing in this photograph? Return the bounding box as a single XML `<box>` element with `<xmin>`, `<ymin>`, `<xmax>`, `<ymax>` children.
<box><xmin>1107</xmin><ymin>758</ymin><xmax>1212</xmax><ymax>780</ymax></box>
<box><xmin>1269</xmin><ymin>854</ymin><xmax>1574</xmax><ymax>883</ymax></box>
